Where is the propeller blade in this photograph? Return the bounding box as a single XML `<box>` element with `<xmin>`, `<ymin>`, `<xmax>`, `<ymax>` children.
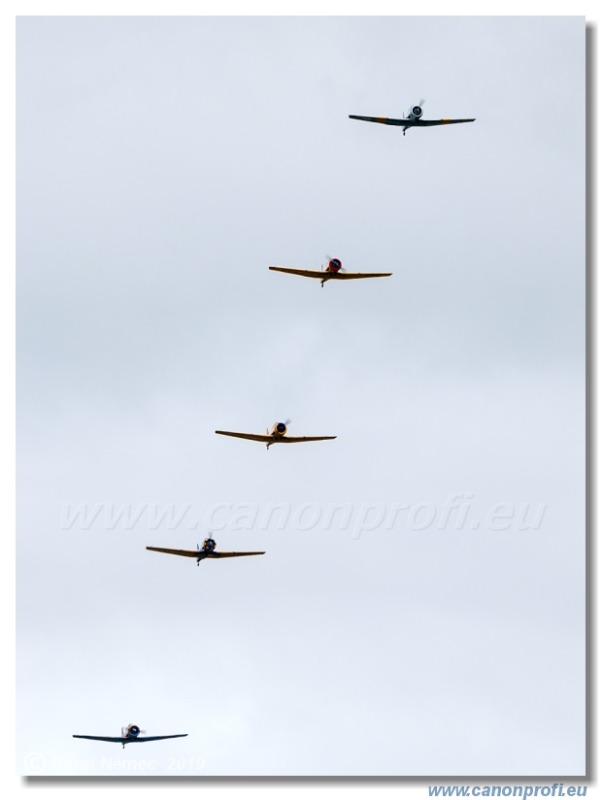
<box><xmin>323</xmin><ymin>255</ymin><xmax>344</xmax><ymax>273</ymax></box>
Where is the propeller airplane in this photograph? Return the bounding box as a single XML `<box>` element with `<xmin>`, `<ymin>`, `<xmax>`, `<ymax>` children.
<box><xmin>215</xmin><ymin>421</ymin><xmax>336</xmax><ymax>449</ymax></box>
<box><xmin>269</xmin><ymin>257</ymin><xmax>391</xmax><ymax>287</ymax></box>
<box><xmin>73</xmin><ymin>724</ymin><xmax>188</xmax><ymax>749</ymax></box>
<box><xmin>349</xmin><ymin>99</ymin><xmax>475</xmax><ymax>136</ymax></box>
<box><xmin>146</xmin><ymin>537</ymin><xmax>265</xmax><ymax>566</ymax></box>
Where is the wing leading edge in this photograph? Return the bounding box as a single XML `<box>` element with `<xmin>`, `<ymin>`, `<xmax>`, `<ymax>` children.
<box><xmin>277</xmin><ymin>436</ymin><xmax>337</xmax><ymax>443</ymax></box>
<box><xmin>214</xmin><ymin>430</ymin><xmax>273</xmax><ymax>443</ymax></box>
<box><xmin>215</xmin><ymin>430</ymin><xmax>336</xmax><ymax>444</ymax></box>
<box><xmin>73</xmin><ymin>734</ymin><xmax>188</xmax><ymax>744</ymax></box>
<box><xmin>269</xmin><ymin>266</ymin><xmax>391</xmax><ymax>280</ymax></box>
<box><xmin>131</xmin><ymin>735</ymin><xmax>189</xmax><ymax>743</ymax></box>
<box><xmin>146</xmin><ymin>546</ymin><xmax>200</xmax><ymax>558</ymax></box>
<box><xmin>349</xmin><ymin>114</ymin><xmax>475</xmax><ymax>127</ymax></box>
<box><xmin>73</xmin><ymin>736</ymin><xmax>125</xmax><ymax>743</ymax></box>
<box><xmin>207</xmin><ymin>551</ymin><xmax>265</xmax><ymax>558</ymax></box>
<box><xmin>146</xmin><ymin>546</ymin><xmax>265</xmax><ymax>558</ymax></box>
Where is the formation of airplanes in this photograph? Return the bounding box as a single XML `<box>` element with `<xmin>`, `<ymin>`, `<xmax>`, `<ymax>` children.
<box><xmin>73</xmin><ymin>724</ymin><xmax>188</xmax><ymax>749</ymax></box>
<box><xmin>147</xmin><ymin>537</ymin><xmax>265</xmax><ymax>565</ymax></box>
<box><xmin>349</xmin><ymin>99</ymin><xmax>475</xmax><ymax>136</ymax></box>
<box><xmin>68</xmin><ymin>96</ymin><xmax>475</xmax><ymax>756</ymax></box>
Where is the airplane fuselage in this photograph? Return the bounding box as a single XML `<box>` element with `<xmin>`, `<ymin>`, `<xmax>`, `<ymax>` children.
<box><xmin>196</xmin><ymin>537</ymin><xmax>217</xmax><ymax>562</ymax></box>
<box><xmin>266</xmin><ymin>424</ymin><xmax>289</xmax><ymax>447</ymax></box>
<box><xmin>320</xmin><ymin>258</ymin><xmax>343</xmax><ymax>286</ymax></box>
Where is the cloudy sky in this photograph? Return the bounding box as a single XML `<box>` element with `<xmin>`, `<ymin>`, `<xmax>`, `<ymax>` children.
<box><xmin>16</xmin><ymin>15</ymin><xmax>585</xmax><ymax>777</ymax></box>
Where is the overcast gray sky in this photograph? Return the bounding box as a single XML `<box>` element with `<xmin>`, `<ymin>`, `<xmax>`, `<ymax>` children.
<box><xmin>17</xmin><ymin>15</ymin><xmax>584</xmax><ymax>776</ymax></box>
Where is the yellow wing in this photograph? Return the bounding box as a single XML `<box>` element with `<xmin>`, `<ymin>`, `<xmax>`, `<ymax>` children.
<box><xmin>278</xmin><ymin>436</ymin><xmax>337</xmax><ymax>443</ymax></box>
<box><xmin>215</xmin><ymin>431</ymin><xmax>336</xmax><ymax>444</ymax></box>
<box><xmin>206</xmin><ymin>551</ymin><xmax>265</xmax><ymax>558</ymax></box>
<box><xmin>269</xmin><ymin>266</ymin><xmax>326</xmax><ymax>279</ymax></box>
<box><xmin>146</xmin><ymin>546</ymin><xmax>199</xmax><ymax>558</ymax></box>
<box><xmin>215</xmin><ymin>430</ymin><xmax>273</xmax><ymax>443</ymax></box>
<box><xmin>269</xmin><ymin>266</ymin><xmax>391</xmax><ymax>280</ymax></box>
<box><xmin>326</xmin><ymin>272</ymin><xmax>392</xmax><ymax>280</ymax></box>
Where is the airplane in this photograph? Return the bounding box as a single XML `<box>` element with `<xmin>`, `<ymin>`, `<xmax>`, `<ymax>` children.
<box><xmin>73</xmin><ymin>724</ymin><xmax>188</xmax><ymax>749</ymax></box>
<box><xmin>349</xmin><ymin>99</ymin><xmax>475</xmax><ymax>136</ymax></box>
<box><xmin>269</xmin><ymin>257</ymin><xmax>392</xmax><ymax>287</ymax></box>
<box><xmin>146</xmin><ymin>536</ymin><xmax>265</xmax><ymax>566</ymax></box>
<box><xmin>215</xmin><ymin>420</ymin><xmax>336</xmax><ymax>449</ymax></box>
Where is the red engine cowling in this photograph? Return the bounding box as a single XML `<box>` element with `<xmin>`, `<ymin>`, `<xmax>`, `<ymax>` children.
<box><xmin>327</xmin><ymin>258</ymin><xmax>342</xmax><ymax>273</ymax></box>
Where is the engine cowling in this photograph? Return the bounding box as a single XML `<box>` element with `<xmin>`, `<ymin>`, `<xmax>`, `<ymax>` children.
<box><xmin>274</xmin><ymin>422</ymin><xmax>288</xmax><ymax>436</ymax></box>
<box><xmin>327</xmin><ymin>258</ymin><xmax>342</xmax><ymax>273</ymax></box>
<box><xmin>203</xmin><ymin>538</ymin><xmax>216</xmax><ymax>552</ymax></box>
<box><xmin>410</xmin><ymin>105</ymin><xmax>423</xmax><ymax>119</ymax></box>
<box><xmin>128</xmin><ymin>725</ymin><xmax>141</xmax><ymax>737</ymax></box>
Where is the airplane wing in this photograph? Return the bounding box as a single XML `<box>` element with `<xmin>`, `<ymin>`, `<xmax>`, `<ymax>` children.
<box><xmin>130</xmin><ymin>735</ymin><xmax>188</xmax><ymax>743</ymax></box>
<box><xmin>349</xmin><ymin>114</ymin><xmax>475</xmax><ymax>127</ymax></box>
<box><xmin>406</xmin><ymin>118</ymin><xmax>475</xmax><ymax>127</ymax></box>
<box><xmin>146</xmin><ymin>547</ymin><xmax>199</xmax><ymax>558</ymax></box>
<box><xmin>269</xmin><ymin>266</ymin><xmax>391</xmax><ymax>280</ymax></box>
<box><xmin>73</xmin><ymin>734</ymin><xmax>188</xmax><ymax>744</ymax></box>
<box><xmin>73</xmin><ymin>735</ymin><xmax>127</xmax><ymax>743</ymax></box>
<box><xmin>269</xmin><ymin>266</ymin><xmax>327</xmax><ymax>279</ymax></box>
<box><xmin>215</xmin><ymin>431</ymin><xmax>336</xmax><ymax>444</ymax></box>
<box><xmin>328</xmin><ymin>272</ymin><xmax>392</xmax><ymax>280</ymax></box>
<box><xmin>215</xmin><ymin>430</ymin><xmax>273</xmax><ymax>443</ymax></box>
<box><xmin>279</xmin><ymin>436</ymin><xmax>337</xmax><ymax>443</ymax></box>
<box><xmin>349</xmin><ymin>115</ymin><xmax>408</xmax><ymax>126</ymax></box>
<box><xmin>206</xmin><ymin>551</ymin><xmax>266</xmax><ymax>558</ymax></box>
